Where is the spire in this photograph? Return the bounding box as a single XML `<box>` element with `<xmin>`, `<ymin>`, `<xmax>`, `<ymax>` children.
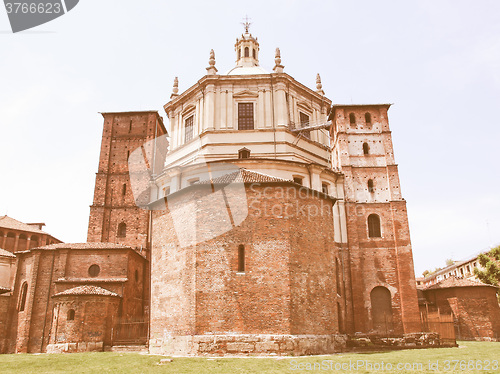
<box><xmin>206</xmin><ymin>49</ymin><xmax>218</xmax><ymax>75</ymax></box>
<box><xmin>234</xmin><ymin>16</ymin><xmax>259</xmax><ymax>68</ymax></box>
<box><xmin>273</xmin><ymin>47</ymin><xmax>284</xmax><ymax>73</ymax></box>
<box><xmin>170</xmin><ymin>77</ymin><xmax>179</xmax><ymax>99</ymax></box>
<box><xmin>316</xmin><ymin>73</ymin><xmax>325</xmax><ymax>95</ymax></box>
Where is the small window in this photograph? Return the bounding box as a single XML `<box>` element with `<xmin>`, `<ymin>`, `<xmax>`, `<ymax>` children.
<box><xmin>293</xmin><ymin>176</ymin><xmax>303</xmax><ymax>185</ymax></box>
<box><xmin>238</xmin><ymin>244</ymin><xmax>245</xmax><ymax>272</ymax></box>
<box><xmin>184</xmin><ymin>115</ymin><xmax>194</xmax><ymax>143</ymax></box>
<box><xmin>126</xmin><ymin>150</ymin><xmax>130</xmax><ymax>160</ymax></box>
<box><xmin>252</xmin><ymin>48</ymin><xmax>256</xmax><ymax>58</ymax></box>
<box><xmin>129</xmin><ymin>120</ymin><xmax>132</xmax><ymax>133</ymax></box>
<box><xmin>299</xmin><ymin>112</ymin><xmax>310</xmax><ymax>139</ymax></box>
<box><xmin>368</xmin><ymin>214</ymin><xmax>381</xmax><ymax>238</ymax></box>
<box><xmin>368</xmin><ymin>179</ymin><xmax>374</xmax><ymax>193</ymax></box>
<box><xmin>238</xmin><ymin>148</ymin><xmax>251</xmax><ymax>159</ymax></box>
<box><xmin>238</xmin><ymin>103</ymin><xmax>254</xmax><ymax>130</ymax></box>
<box><xmin>88</xmin><ymin>264</ymin><xmax>100</xmax><ymax>277</ymax></box>
<box><xmin>117</xmin><ymin>222</ymin><xmax>126</xmax><ymax>237</ymax></box>
<box><xmin>322</xmin><ymin>183</ymin><xmax>329</xmax><ymax>195</ymax></box>
<box><xmin>135</xmin><ymin>269</ymin><xmax>139</xmax><ymax>282</ymax></box>
<box><xmin>67</xmin><ymin>309</ymin><xmax>75</xmax><ymax>321</ymax></box>
<box><xmin>349</xmin><ymin>113</ymin><xmax>356</xmax><ymax>126</ymax></box>
<box><xmin>244</xmin><ymin>47</ymin><xmax>249</xmax><ymax>57</ymax></box>
<box><xmin>19</xmin><ymin>282</ymin><xmax>28</xmax><ymax>312</ymax></box>
<box><xmin>363</xmin><ymin>142</ymin><xmax>369</xmax><ymax>155</ymax></box>
<box><xmin>122</xmin><ymin>183</ymin><xmax>127</xmax><ymax>196</ymax></box>
<box><xmin>365</xmin><ymin>112</ymin><xmax>372</xmax><ymax>125</ymax></box>
<box><xmin>238</xmin><ymin>49</ymin><xmax>241</xmax><ymax>59</ymax></box>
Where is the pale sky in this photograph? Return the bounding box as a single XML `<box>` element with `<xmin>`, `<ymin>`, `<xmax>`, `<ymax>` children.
<box><xmin>0</xmin><ymin>0</ymin><xmax>499</xmax><ymax>276</ymax></box>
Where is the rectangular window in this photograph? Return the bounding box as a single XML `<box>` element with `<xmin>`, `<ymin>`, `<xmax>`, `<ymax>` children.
<box><xmin>293</xmin><ymin>176</ymin><xmax>303</xmax><ymax>185</ymax></box>
<box><xmin>299</xmin><ymin>112</ymin><xmax>310</xmax><ymax>138</ymax></box>
<box><xmin>238</xmin><ymin>245</ymin><xmax>245</xmax><ymax>272</ymax></box>
<box><xmin>238</xmin><ymin>103</ymin><xmax>254</xmax><ymax>130</ymax></box>
<box><xmin>322</xmin><ymin>183</ymin><xmax>329</xmax><ymax>195</ymax></box>
<box><xmin>184</xmin><ymin>115</ymin><xmax>194</xmax><ymax>143</ymax></box>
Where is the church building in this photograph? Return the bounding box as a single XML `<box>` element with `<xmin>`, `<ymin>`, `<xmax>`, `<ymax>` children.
<box><xmin>1</xmin><ymin>25</ymin><xmax>421</xmax><ymax>355</ymax></box>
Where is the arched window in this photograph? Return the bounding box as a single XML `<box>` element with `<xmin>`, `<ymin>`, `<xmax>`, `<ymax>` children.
<box><xmin>370</xmin><ymin>286</ymin><xmax>393</xmax><ymax>333</ymax></box>
<box><xmin>238</xmin><ymin>244</ymin><xmax>245</xmax><ymax>272</ymax></box>
<box><xmin>19</xmin><ymin>282</ymin><xmax>28</xmax><ymax>312</ymax></box>
<box><xmin>238</xmin><ymin>49</ymin><xmax>241</xmax><ymax>59</ymax></box>
<box><xmin>368</xmin><ymin>214</ymin><xmax>381</xmax><ymax>238</ymax></box>
<box><xmin>29</xmin><ymin>235</ymin><xmax>39</xmax><ymax>249</ymax></box>
<box><xmin>88</xmin><ymin>264</ymin><xmax>100</xmax><ymax>277</ymax></box>
<box><xmin>5</xmin><ymin>232</ymin><xmax>15</xmax><ymax>251</ymax></box>
<box><xmin>365</xmin><ymin>112</ymin><xmax>372</xmax><ymax>125</ymax></box>
<box><xmin>336</xmin><ymin>258</ymin><xmax>341</xmax><ymax>295</ymax></box>
<box><xmin>363</xmin><ymin>142</ymin><xmax>369</xmax><ymax>155</ymax></box>
<box><xmin>252</xmin><ymin>48</ymin><xmax>256</xmax><ymax>58</ymax></box>
<box><xmin>349</xmin><ymin>113</ymin><xmax>356</xmax><ymax>126</ymax></box>
<box><xmin>368</xmin><ymin>179</ymin><xmax>374</xmax><ymax>193</ymax></box>
<box><xmin>244</xmin><ymin>47</ymin><xmax>249</xmax><ymax>57</ymax></box>
<box><xmin>67</xmin><ymin>309</ymin><xmax>75</xmax><ymax>321</ymax></box>
<box><xmin>117</xmin><ymin>222</ymin><xmax>126</xmax><ymax>237</ymax></box>
<box><xmin>18</xmin><ymin>234</ymin><xmax>27</xmax><ymax>251</ymax></box>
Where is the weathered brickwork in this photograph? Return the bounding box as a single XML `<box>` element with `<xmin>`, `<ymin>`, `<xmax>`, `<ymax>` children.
<box><xmin>149</xmin><ymin>182</ymin><xmax>346</xmax><ymax>355</ymax></box>
<box><xmin>422</xmin><ymin>284</ymin><xmax>500</xmax><ymax>341</ymax></box>
<box><xmin>87</xmin><ymin>111</ymin><xmax>167</xmax><ymax>251</ymax></box>
<box><xmin>4</xmin><ymin>244</ymin><xmax>146</xmax><ymax>353</ymax></box>
<box><xmin>330</xmin><ymin>105</ymin><xmax>421</xmax><ymax>335</ymax></box>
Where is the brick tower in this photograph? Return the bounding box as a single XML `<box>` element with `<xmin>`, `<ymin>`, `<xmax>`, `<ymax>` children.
<box><xmin>330</xmin><ymin>104</ymin><xmax>420</xmax><ymax>334</ymax></box>
<box><xmin>87</xmin><ymin>111</ymin><xmax>168</xmax><ymax>251</ymax></box>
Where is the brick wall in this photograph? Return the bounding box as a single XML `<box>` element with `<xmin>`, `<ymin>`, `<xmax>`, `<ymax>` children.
<box><xmin>150</xmin><ymin>182</ymin><xmax>345</xmax><ymax>355</ymax></box>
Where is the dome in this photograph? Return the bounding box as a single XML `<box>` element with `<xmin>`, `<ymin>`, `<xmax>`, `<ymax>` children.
<box><xmin>225</xmin><ymin>65</ymin><xmax>269</xmax><ymax>76</ymax></box>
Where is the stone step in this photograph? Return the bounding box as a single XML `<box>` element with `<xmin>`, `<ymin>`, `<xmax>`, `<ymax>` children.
<box><xmin>106</xmin><ymin>345</ymin><xmax>148</xmax><ymax>353</ymax></box>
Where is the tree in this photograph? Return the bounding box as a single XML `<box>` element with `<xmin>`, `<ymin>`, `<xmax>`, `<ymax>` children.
<box><xmin>474</xmin><ymin>245</ymin><xmax>500</xmax><ymax>286</ymax></box>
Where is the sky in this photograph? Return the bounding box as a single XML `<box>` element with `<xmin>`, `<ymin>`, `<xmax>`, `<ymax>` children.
<box><xmin>0</xmin><ymin>0</ymin><xmax>499</xmax><ymax>276</ymax></box>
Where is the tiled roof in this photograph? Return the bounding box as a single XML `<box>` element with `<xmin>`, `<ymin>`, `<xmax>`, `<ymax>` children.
<box><xmin>425</xmin><ymin>276</ymin><xmax>497</xmax><ymax>290</ymax></box>
<box><xmin>0</xmin><ymin>215</ymin><xmax>49</xmax><ymax>235</ymax></box>
<box><xmin>0</xmin><ymin>247</ymin><xmax>16</xmax><ymax>258</ymax></box>
<box><xmin>55</xmin><ymin>277</ymin><xmax>128</xmax><ymax>283</ymax></box>
<box><xmin>53</xmin><ymin>285</ymin><xmax>120</xmax><ymax>297</ymax></box>
<box><xmin>0</xmin><ymin>286</ymin><xmax>11</xmax><ymax>294</ymax></box>
<box><xmin>197</xmin><ymin>168</ymin><xmax>291</xmax><ymax>185</ymax></box>
<box><xmin>23</xmin><ymin>242</ymin><xmax>132</xmax><ymax>251</ymax></box>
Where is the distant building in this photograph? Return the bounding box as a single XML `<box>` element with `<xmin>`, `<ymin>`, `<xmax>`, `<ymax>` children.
<box><xmin>421</xmin><ymin>253</ymin><xmax>487</xmax><ymax>288</ymax></box>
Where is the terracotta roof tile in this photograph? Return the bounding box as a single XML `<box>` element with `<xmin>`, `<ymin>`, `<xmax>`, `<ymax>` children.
<box><xmin>425</xmin><ymin>276</ymin><xmax>497</xmax><ymax>290</ymax></box>
<box><xmin>53</xmin><ymin>285</ymin><xmax>120</xmax><ymax>297</ymax></box>
<box><xmin>0</xmin><ymin>248</ymin><xmax>16</xmax><ymax>258</ymax></box>
<box><xmin>20</xmin><ymin>242</ymin><xmax>132</xmax><ymax>252</ymax></box>
<box><xmin>197</xmin><ymin>168</ymin><xmax>292</xmax><ymax>185</ymax></box>
<box><xmin>0</xmin><ymin>215</ymin><xmax>51</xmax><ymax>235</ymax></box>
<box><xmin>0</xmin><ymin>286</ymin><xmax>11</xmax><ymax>294</ymax></box>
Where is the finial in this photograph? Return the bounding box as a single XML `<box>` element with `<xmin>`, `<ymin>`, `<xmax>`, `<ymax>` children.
<box><xmin>241</xmin><ymin>15</ymin><xmax>252</xmax><ymax>33</ymax></box>
<box><xmin>273</xmin><ymin>47</ymin><xmax>284</xmax><ymax>73</ymax></box>
<box><xmin>316</xmin><ymin>73</ymin><xmax>324</xmax><ymax>95</ymax></box>
<box><xmin>206</xmin><ymin>49</ymin><xmax>218</xmax><ymax>75</ymax></box>
<box><xmin>171</xmin><ymin>77</ymin><xmax>179</xmax><ymax>99</ymax></box>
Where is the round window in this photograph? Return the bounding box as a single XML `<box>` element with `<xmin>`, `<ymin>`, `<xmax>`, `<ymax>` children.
<box><xmin>88</xmin><ymin>264</ymin><xmax>100</xmax><ymax>277</ymax></box>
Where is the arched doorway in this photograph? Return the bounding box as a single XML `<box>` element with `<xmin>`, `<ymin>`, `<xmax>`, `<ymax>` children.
<box><xmin>370</xmin><ymin>286</ymin><xmax>393</xmax><ymax>334</ymax></box>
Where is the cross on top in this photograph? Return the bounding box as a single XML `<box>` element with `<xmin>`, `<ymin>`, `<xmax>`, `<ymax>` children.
<box><xmin>241</xmin><ymin>15</ymin><xmax>252</xmax><ymax>33</ymax></box>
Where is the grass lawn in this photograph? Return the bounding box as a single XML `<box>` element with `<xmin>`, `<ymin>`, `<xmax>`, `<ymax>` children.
<box><xmin>0</xmin><ymin>341</ymin><xmax>498</xmax><ymax>373</ymax></box>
